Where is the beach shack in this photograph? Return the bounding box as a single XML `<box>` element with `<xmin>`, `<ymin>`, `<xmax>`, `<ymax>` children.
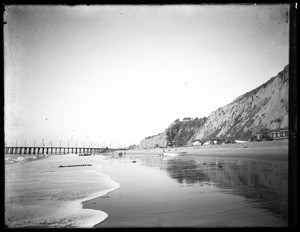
<box><xmin>269</xmin><ymin>128</ymin><xmax>289</xmax><ymax>140</ymax></box>
<box><xmin>256</xmin><ymin>128</ymin><xmax>289</xmax><ymax>141</ymax></box>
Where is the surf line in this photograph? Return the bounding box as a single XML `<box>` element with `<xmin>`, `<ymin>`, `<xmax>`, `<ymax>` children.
<box><xmin>77</xmin><ymin>171</ymin><xmax>121</xmax><ymax>228</ymax></box>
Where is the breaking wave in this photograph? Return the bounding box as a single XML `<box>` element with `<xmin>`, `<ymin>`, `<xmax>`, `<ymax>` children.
<box><xmin>5</xmin><ymin>154</ymin><xmax>48</xmax><ymax>164</ymax></box>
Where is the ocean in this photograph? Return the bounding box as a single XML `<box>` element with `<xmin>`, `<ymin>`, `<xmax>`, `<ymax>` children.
<box><xmin>5</xmin><ymin>151</ymin><xmax>288</xmax><ymax>228</ymax></box>
<box><xmin>5</xmin><ymin>153</ymin><xmax>119</xmax><ymax>228</ymax></box>
<box><xmin>5</xmin><ymin>153</ymin><xmax>49</xmax><ymax>164</ymax></box>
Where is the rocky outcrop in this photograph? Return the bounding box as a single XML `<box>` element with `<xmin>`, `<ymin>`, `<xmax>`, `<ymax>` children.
<box><xmin>139</xmin><ymin>65</ymin><xmax>289</xmax><ymax>148</ymax></box>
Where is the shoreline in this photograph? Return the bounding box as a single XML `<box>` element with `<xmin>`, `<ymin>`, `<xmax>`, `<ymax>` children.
<box><xmin>60</xmin><ymin>165</ymin><xmax>121</xmax><ymax>228</ymax></box>
<box><xmin>6</xmin><ymin>140</ymin><xmax>288</xmax><ymax>228</ymax></box>
<box><xmin>5</xmin><ymin>154</ymin><xmax>120</xmax><ymax>228</ymax></box>
<box><xmin>84</xmin><ymin>141</ymin><xmax>288</xmax><ymax>228</ymax></box>
<box><xmin>70</xmin><ymin>178</ymin><xmax>120</xmax><ymax>228</ymax></box>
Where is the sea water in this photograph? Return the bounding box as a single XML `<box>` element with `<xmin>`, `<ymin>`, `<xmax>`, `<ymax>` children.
<box><xmin>5</xmin><ymin>153</ymin><xmax>120</xmax><ymax>228</ymax></box>
<box><xmin>5</xmin><ymin>153</ymin><xmax>49</xmax><ymax>164</ymax></box>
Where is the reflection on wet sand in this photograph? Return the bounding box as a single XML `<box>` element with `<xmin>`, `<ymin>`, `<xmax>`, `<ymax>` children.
<box><xmin>165</xmin><ymin>159</ymin><xmax>210</xmax><ymax>184</ymax></box>
<box><xmin>139</xmin><ymin>154</ymin><xmax>287</xmax><ymax>222</ymax></box>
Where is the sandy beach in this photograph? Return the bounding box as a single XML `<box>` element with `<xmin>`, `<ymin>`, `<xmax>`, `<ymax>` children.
<box><xmin>126</xmin><ymin>140</ymin><xmax>288</xmax><ymax>160</ymax></box>
<box><xmin>90</xmin><ymin>140</ymin><xmax>288</xmax><ymax>227</ymax></box>
<box><xmin>5</xmin><ymin>140</ymin><xmax>288</xmax><ymax>228</ymax></box>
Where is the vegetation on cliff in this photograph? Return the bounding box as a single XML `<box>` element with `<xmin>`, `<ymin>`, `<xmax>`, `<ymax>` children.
<box><xmin>166</xmin><ymin>117</ymin><xmax>207</xmax><ymax>146</ymax></box>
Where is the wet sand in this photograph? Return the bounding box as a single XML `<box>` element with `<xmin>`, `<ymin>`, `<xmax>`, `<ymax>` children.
<box><xmin>83</xmin><ymin>141</ymin><xmax>288</xmax><ymax>228</ymax></box>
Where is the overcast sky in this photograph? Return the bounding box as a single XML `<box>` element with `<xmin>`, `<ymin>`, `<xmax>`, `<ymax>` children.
<box><xmin>4</xmin><ymin>5</ymin><xmax>289</xmax><ymax>147</ymax></box>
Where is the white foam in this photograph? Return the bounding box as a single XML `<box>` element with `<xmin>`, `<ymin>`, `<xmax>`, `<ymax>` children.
<box><xmin>73</xmin><ymin>182</ymin><xmax>120</xmax><ymax>227</ymax></box>
<box><xmin>46</xmin><ymin>169</ymin><xmax>121</xmax><ymax>227</ymax></box>
<box><xmin>37</xmin><ymin>180</ymin><xmax>120</xmax><ymax>228</ymax></box>
<box><xmin>16</xmin><ymin>157</ymin><xmax>25</xmax><ymax>161</ymax></box>
<box><xmin>5</xmin><ymin>155</ymin><xmax>120</xmax><ymax>228</ymax></box>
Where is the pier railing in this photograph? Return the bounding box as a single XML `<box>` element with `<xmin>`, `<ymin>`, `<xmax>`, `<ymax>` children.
<box><xmin>4</xmin><ymin>146</ymin><xmax>106</xmax><ymax>155</ymax></box>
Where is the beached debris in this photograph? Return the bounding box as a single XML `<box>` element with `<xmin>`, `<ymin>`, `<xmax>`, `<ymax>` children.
<box><xmin>78</xmin><ymin>153</ymin><xmax>92</xmax><ymax>156</ymax></box>
<box><xmin>101</xmin><ymin>196</ymin><xmax>109</xmax><ymax>198</ymax></box>
<box><xmin>58</xmin><ymin>164</ymin><xmax>92</xmax><ymax>168</ymax></box>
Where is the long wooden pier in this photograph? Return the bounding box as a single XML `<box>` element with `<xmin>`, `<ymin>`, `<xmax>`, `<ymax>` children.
<box><xmin>4</xmin><ymin>146</ymin><xmax>106</xmax><ymax>155</ymax></box>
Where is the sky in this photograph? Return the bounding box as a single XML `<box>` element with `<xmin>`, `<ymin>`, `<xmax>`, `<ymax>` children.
<box><xmin>4</xmin><ymin>4</ymin><xmax>289</xmax><ymax>148</ymax></box>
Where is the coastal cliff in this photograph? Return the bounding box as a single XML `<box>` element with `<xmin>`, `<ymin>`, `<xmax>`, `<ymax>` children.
<box><xmin>188</xmin><ymin>65</ymin><xmax>289</xmax><ymax>144</ymax></box>
<box><xmin>139</xmin><ymin>65</ymin><xmax>289</xmax><ymax>148</ymax></box>
<box><xmin>139</xmin><ymin>117</ymin><xmax>207</xmax><ymax>149</ymax></box>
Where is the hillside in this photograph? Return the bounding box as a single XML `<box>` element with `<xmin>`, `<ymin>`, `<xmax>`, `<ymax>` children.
<box><xmin>188</xmin><ymin>65</ymin><xmax>289</xmax><ymax>144</ymax></box>
<box><xmin>139</xmin><ymin>65</ymin><xmax>289</xmax><ymax>148</ymax></box>
<box><xmin>138</xmin><ymin>117</ymin><xmax>207</xmax><ymax>149</ymax></box>
<box><xmin>139</xmin><ymin>132</ymin><xmax>167</xmax><ymax>149</ymax></box>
